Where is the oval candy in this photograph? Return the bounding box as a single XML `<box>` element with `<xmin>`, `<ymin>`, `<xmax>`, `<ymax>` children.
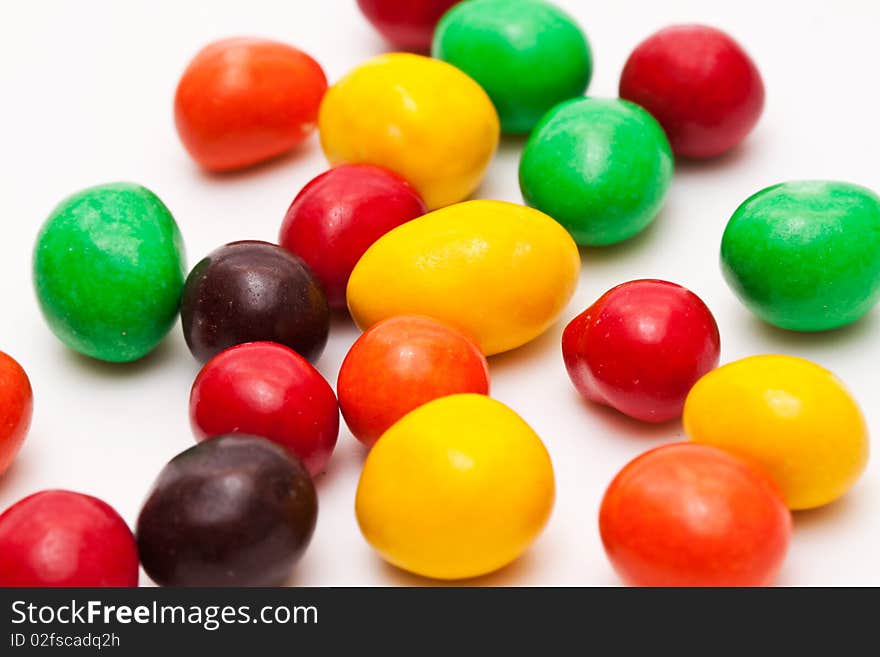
<box><xmin>721</xmin><ymin>180</ymin><xmax>880</xmax><ymax>331</ymax></box>
<box><xmin>356</xmin><ymin>394</ymin><xmax>554</xmax><ymax>580</ymax></box>
<box><xmin>683</xmin><ymin>354</ymin><xmax>869</xmax><ymax>510</ymax></box>
<box><xmin>346</xmin><ymin>200</ymin><xmax>580</xmax><ymax>356</ymax></box>
<box><xmin>33</xmin><ymin>183</ymin><xmax>186</xmax><ymax>363</ymax></box>
<box><xmin>318</xmin><ymin>53</ymin><xmax>499</xmax><ymax>210</ymax></box>
<box><xmin>174</xmin><ymin>38</ymin><xmax>327</xmax><ymax>172</ymax></box>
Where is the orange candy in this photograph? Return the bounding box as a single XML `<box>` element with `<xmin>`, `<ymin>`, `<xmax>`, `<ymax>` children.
<box><xmin>174</xmin><ymin>38</ymin><xmax>327</xmax><ymax>172</ymax></box>
<box><xmin>600</xmin><ymin>443</ymin><xmax>791</xmax><ymax>587</ymax></box>
<box><xmin>0</xmin><ymin>352</ymin><xmax>32</xmax><ymax>476</ymax></box>
<box><xmin>338</xmin><ymin>316</ymin><xmax>489</xmax><ymax>447</ymax></box>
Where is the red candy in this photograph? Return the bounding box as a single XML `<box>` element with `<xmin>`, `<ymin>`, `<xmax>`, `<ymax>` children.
<box><xmin>338</xmin><ymin>316</ymin><xmax>490</xmax><ymax>447</ymax></box>
<box><xmin>619</xmin><ymin>24</ymin><xmax>765</xmax><ymax>159</ymax></box>
<box><xmin>0</xmin><ymin>490</ymin><xmax>139</xmax><ymax>587</ymax></box>
<box><xmin>0</xmin><ymin>352</ymin><xmax>32</xmax><ymax>476</ymax></box>
<box><xmin>356</xmin><ymin>0</ymin><xmax>461</xmax><ymax>51</ymax></box>
<box><xmin>175</xmin><ymin>38</ymin><xmax>327</xmax><ymax>172</ymax></box>
<box><xmin>280</xmin><ymin>164</ymin><xmax>426</xmax><ymax>310</ymax></box>
<box><xmin>190</xmin><ymin>342</ymin><xmax>339</xmax><ymax>476</ymax></box>
<box><xmin>599</xmin><ymin>443</ymin><xmax>791</xmax><ymax>587</ymax></box>
<box><xmin>562</xmin><ymin>279</ymin><xmax>720</xmax><ymax>423</ymax></box>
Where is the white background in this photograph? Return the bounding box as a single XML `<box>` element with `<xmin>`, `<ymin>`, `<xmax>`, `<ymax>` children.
<box><xmin>1</xmin><ymin>0</ymin><xmax>878</xmax><ymax>586</ymax></box>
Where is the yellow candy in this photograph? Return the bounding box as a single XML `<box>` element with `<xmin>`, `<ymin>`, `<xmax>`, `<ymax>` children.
<box><xmin>683</xmin><ymin>354</ymin><xmax>868</xmax><ymax>510</ymax></box>
<box><xmin>346</xmin><ymin>200</ymin><xmax>580</xmax><ymax>356</ymax></box>
<box><xmin>318</xmin><ymin>53</ymin><xmax>500</xmax><ymax>210</ymax></box>
<box><xmin>355</xmin><ymin>394</ymin><xmax>554</xmax><ymax>580</ymax></box>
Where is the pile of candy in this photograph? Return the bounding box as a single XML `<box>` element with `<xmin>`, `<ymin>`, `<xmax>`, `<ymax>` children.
<box><xmin>0</xmin><ymin>0</ymin><xmax>876</xmax><ymax>587</ymax></box>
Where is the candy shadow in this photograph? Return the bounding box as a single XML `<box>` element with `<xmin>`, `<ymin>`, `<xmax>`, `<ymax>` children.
<box><xmin>58</xmin><ymin>336</ymin><xmax>183</xmax><ymax>380</ymax></box>
<box><xmin>375</xmin><ymin>547</ymin><xmax>542</xmax><ymax>587</ymax></box>
<box><xmin>330</xmin><ymin>307</ymin><xmax>356</xmax><ymax>327</ymax></box>
<box><xmin>791</xmin><ymin>488</ymin><xmax>864</xmax><ymax>532</ymax></box>
<box><xmin>469</xmin><ymin>134</ymin><xmax>529</xmax><ymax>202</ymax></box>
<box><xmin>673</xmin><ymin>138</ymin><xmax>759</xmax><ymax>177</ymax></box>
<box><xmin>282</xmin><ymin>565</ymin><xmax>308</xmax><ymax>589</ymax></box>
<box><xmin>313</xmin><ymin>311</ymin><xmax>361</xmax><ymax>381</ymax></box>
<box><xmin>498</xmin><ymin>133</ymin><xmax>530</xmax><ymax>157</ymax></box>
<box><xmin>488</xmin><ymin>322</ymin><xmax>562</xmax><ymax>376</ymax></box>
<box><xmin>313</xmin><ymin>435</ymin><xmax>368</xmax><ymax>494</ymax></box>
<box><xmin>191</xmin><ymin>136</ymin><xmax>322</xmax><ymax>185</ymax></box>
<box><xmin>741</xmin><ymin>309</ymin><xmax>880</xmax><ymax>353</ymax></box>
<box><xmin>577</xmin><ymin>205</ymin><xmax>670</xmax><ymax>269</ymax></box>
<box><xmin>570</xmin><ymin>391</ymin><xmax>684</xmax><ymax>445</ymax></box>
<box><xmin>774</xmin><ymin>490</ymin><xmax>867</xmax><ymax>586</ymax></box>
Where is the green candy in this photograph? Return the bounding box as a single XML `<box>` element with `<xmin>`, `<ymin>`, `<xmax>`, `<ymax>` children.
<box><xmin>721</xmin><ymin>180</ymin><xmax>880</xmax><ymax>331</ymax></box>
<box><xmin>33</xmin><ymin>182</ymin><xmax>186</xmax><ymax>362</ymax></box>
<box><xmin>519</xmin><ymin>97</ymin><xmax>673</xmax><ymax>246</ymax></box>
<box><xmin>433</xmin><ymin>0</ymin><xmax>592</xmax><ymax>134</ymax></box>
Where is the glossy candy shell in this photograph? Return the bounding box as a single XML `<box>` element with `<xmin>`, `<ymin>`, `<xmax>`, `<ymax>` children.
<box><xmin>619</xmin><ymin>24</ymin><xmax>764</xmax><ymax>159</ymax></box>
<box><xmin>683</xmin><ymin>355</ymin><xmax>869</xmax><ymax>510</ymax></box>
<box><xmin>0</xmin><ymin>490</ymin><xmax>139</xmax><ymax>587</ymax></box>
<box><xmin>600</xmin><ymin>443</ymin><xmax>791</xmax><ymax>587</ymax></box>
<box><xmin>137</xmin><ymin>435</ymin><xmax>318</xmax><ymax>587</ymax></box>
<box><xmin>190</xmin><ymin>342</ymin><xmax>339</xmax><ymax>476</ymax></box>
<box><xmin>33</xmin><ymin>183</ymin><xmax>186</xmax><ymax>363</ymax></box>
<box><xmin>337</xmin><ymin>316</ymin><xmax>490</xmax><ymax>446</ymax></box>
<box><xmin>279</xmin><ymin>164</ymin><xmax>426</xmax><ymax>310</ymax></box>
<box><xmin>356</xmin><ymin>0</ymin><xmax>461</xmax><ymax>51</ymax></box>
<box><xmin>562</xmin><ymin>279</ymin><xmax>720</xmax><ymax>422</ymax></box>
<box><xmin>180</xmin><ymin>241</ymin><xmax>330</xmax><ymax>363</ymax></box>
<box><xmin>318</xmin><ymin>53</ymin><xmax>500</xmax><ymax>210</ymax></box>
<box><xmin>721</xmin><ymin>180</ymin><xmax>880</xmax><ymax>331</ymax></box>
<box><xmin>519</xmin><ymin>98</ymin><xmax>673</xmax><ymax>246</ymax></box>
<box><xmin>0</xmin><ymin>352</ymin><xmax>32</xmax><ymax>476</ymax></box>
<box><xmin>175</xmin><ymin>38</ymin><xmax>327</xmax><ymax>171</ymax></box>
<box><xmin>356</xmin><ymin>394</ymin><xmax>554</xmax><ymax>580</ymax></box>
<box><xmin>433</xmin><ymin>0</ymin><xmax>592</xmax><ymax>134</ymax></box>
<box><xmin>346</xmin><ymin>200</ymin><xmax>580</xmax><ymax>356</ymax></box>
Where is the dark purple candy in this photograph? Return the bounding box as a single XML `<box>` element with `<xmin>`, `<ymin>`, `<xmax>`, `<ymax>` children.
<box><xmin>136</xmin><ymin>435</ymin><xmax>318</xmax><ymax>587</ymax></box>
<box><xmin>180</xmin><ymin>240</ymin><xmax>329</xmax><ymax>362</ymax></box>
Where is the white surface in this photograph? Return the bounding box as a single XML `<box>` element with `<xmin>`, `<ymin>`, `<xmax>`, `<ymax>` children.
<box><xmin>1</xmin><ymin>0</ymin><xmax>878</xmax><ymax>586</ymax></box>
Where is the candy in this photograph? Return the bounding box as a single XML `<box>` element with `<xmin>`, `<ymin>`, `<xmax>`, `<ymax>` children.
<box><xmin>620</xmin><ymin>25</ymin><xmax>765</xmax><ymax>159</ymax></box>
<box><xmin>33</xmin><ymin>183</ymin><xmax>186</xmax><ymax>362</ymax></box>
<box><xmin>356</xmin><ymin>0</ymin><xmax>460</xmax><ymax>51</ymax></box>
<box><xmin>433</xmin><ymin>0</ymin><xmax>592</xmax><ymax>134</ymax></box>
<box><xmin>562</xmin><ymin>280</ymin><xmax>720</xmax><ymax>423</ymax></box>
<box><xmin>190</xmin><ymin>342</ymin><xmax>339</xmax><ymax>476</ymax></box>
<box><xmin>0</xmin><ymin>490</ymin><xmax>138</xmax><ymax>587</ymax></box>
<box><xmin>356</xmin><ymin>394</ymin><xmax>554</xmax><ymax>580</ymax></box>
<box><xmin>599</xmin><ymin>443</ymin><xmax>790</xmax><ymax>587</ymax></box>
<box><xmin>347</xmin><ymin>200</ymin><xmax>580</xmax><ymax>355</ymax></box>
<box><xmin>137</xmin><ymin>435</ymin><xmax>317</xmax><ymax>587</ymax></box>
<box><xmin>0</xmin><ymin>352</ymin><xmax>32</xmax><ymax>476</ymax></box>
<box><xmin>181</xmin><ymin>241</ymin><xmax>329</xmax><ymax>363</ymax></box>
<box><xmin>338</xmin><ymin>316</ymin><xmax>489</xmax><ymax>447</ymax></box>
<box><xmin>279</xmin><ymin>164</ymin><xmax>427</xmax><ymax>310</ymax></box>
<box><xmin>318</xmin><ymin>53</ymin><xmax>499</xmax><ymax>210</ymax></box>
<box><xmin>519</xmin><ymin>98</ymin><xmax>673</xmax><ymax>246</ymax></box>
<box><xmin>721</xmin><ymin>181</ymin><xmax>880</xmax><ymax>331</ymax></box>
<box><xmin>683</xmin><ymin>355</ymin><xmax>868</xmax><ymax>510</ymax></box>
<box><xmin>174</xmin><ymin>38</ymin><xmax>327</xmax><ymax>172</ymax></box>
